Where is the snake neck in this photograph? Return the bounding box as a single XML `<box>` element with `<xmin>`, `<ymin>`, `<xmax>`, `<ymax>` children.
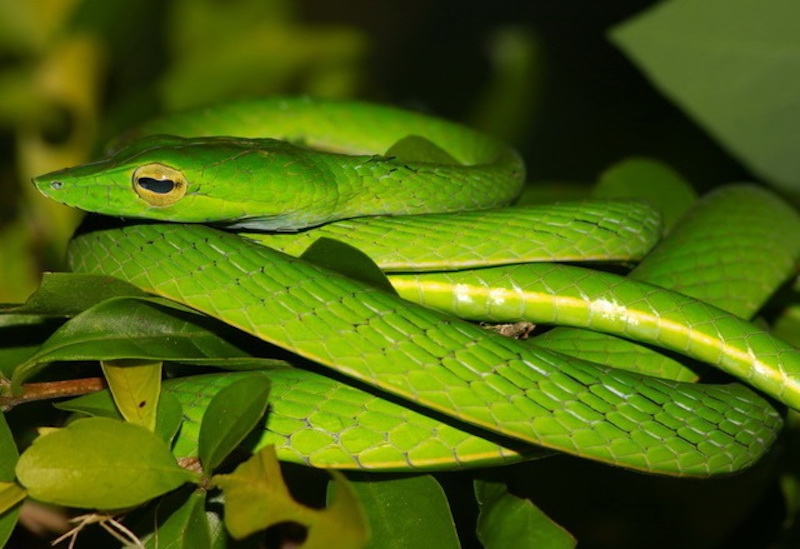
<box><xmin>329</xmin><ymin>151</ymin><xmax>525</xmax><ymax>220</ymax></box>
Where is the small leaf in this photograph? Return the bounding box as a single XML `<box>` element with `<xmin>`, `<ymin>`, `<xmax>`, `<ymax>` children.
<box><xmin>198</xmin><ymin>375</ymin><xmax>271</xmax><ymax>473</ymax></box>
<box><xmin>384</xmin><ymin>135</ymin><xmax>459</xmax><ymax>164</ymax></box>
<box><xmin>300</xmin><ymin>238</ymin><xmax>396</xmax><ymax>295</ymax></box>
<box><xmin>16</xmin><ymin>417</ymin><xmax>197</xmax><ymax>509</ymax></box>
<box><xmin>142</xmin><ymin>488</ymin><xmax>211</xmax><ymax>549</ymax></box>
<box><xmin>102</xmin><ymin>359</ymin><xmax>162</xmax><ymax>431</ymax></box>
<box><xmin>213</xmin><ymin>446</ymin><xmax>368</xmax><ymax>546</ymax></box>
<box><xmin>475</xmin><ymin>478</ymin><xmax>575</xmax><ymax>549</ymax></box>
<box><xmin>346</xmin><ymin>475</ymin><xmax>458</xmax><ymax>549</ymax></box>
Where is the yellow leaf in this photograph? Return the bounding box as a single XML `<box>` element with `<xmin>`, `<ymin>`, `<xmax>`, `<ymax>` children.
<box><xmin>213</xmin><ymin>446</ymin><xmax>368</xmax><ymax>547</ymax></box>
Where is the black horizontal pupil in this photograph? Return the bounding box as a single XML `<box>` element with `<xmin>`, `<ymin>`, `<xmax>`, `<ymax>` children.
<box><xmin>138</xmin><ymin>177</ymin><xmax>176</xmax><ymax>194</ymax></box>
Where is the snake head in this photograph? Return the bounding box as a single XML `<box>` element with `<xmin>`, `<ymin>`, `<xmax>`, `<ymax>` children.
<box><xmin>32</xmin><ymin>135</ymin><xmax>340</xmax><ymax>230</ymax></box>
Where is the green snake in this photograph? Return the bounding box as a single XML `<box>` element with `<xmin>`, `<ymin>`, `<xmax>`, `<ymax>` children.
<box><xmin>32</xmin><ymin>97</ymin><xmax>800</xmax><ymax>476</ymax></box>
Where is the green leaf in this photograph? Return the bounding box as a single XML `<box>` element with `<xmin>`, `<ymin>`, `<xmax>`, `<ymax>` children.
<box><xmin>198</xmin><ymin>375</ymin><xmax>271</xmax><ymax>473</ymax></box>
<box><xmin>142</xmin><ymin>488</ymin><xmax>211</xmax><ymax>549</ymax></box>
<box><xmin>1</xmin><ymin>273</ymin><xmax>148</xmax><ymax>316</ymax></box>
<box><xmin>102</xmin><ymin>359</ymin><xmax>162</xmax><ymax>431</ymax></box>
<box><xmin>346</xmin><ymin>475</ymin><xmax>459</xmax><ymax>549</ymax></box>
<box><xmin>213</xmin><ymin>446</ymin><xmax>368</xmax><ymax>546</ymax></box>
<box><xmin>300</xmin><ymin>238</ymin><xmax>397</xmax><ymax>295</ymax></box>
<box><xmin>384</xmin><ymin>135</ymin><xmax>459</xmax><ymax>164</ymax></box>
<box><xmin>0</xmin><ymin>482</ymin><xmax>26</xmax><ymax>514</ymax></box>
<box><xmin>16</xmin><ymin>417</ymin><xmax>197</xmax><ymax>509</ymax></box>
<box><xmin>0</xmin><ymin>414</ymin><xmax>21</xmax><ymax>545</ymax></box>
<box><xmin>0</xmin><ymin>413</ymin><xmax>18</xmax><ymax>481</ymax></box>
<box><xmin>593</xmin><ymin>157</ymin><xmax>696</xmax><ymax>232</ymax></box>
<box><xmin>475</xmin><ymin>478</ymin><xmax>575</xmax><ymax>549</ymax></box>
<box><xmin>55</xmin><ymin>389</ymin><xmax>122</xmax><ymax>419</ymax></box>
<box><xmin>610</xmin><ymin>0</ymin><xmax>800</xmax><ymax>195</ymax></box>
<box><xmin>55</xmin><ymin>388</ymin><xmax>184</xmax><ymax>445</ymax></box>
<box><xmin>11</xmin><ymin>296</ymin><xmax>249</xmax><ymax>388</ymax></box>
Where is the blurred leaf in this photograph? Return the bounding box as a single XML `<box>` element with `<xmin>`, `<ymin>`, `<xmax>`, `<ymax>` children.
<box><xmin>56</xmin><ymin>388</ymin><xmax>184</xmax><ymax>445</ymax></box>
<box><xmin>475</xmin><ymin>478</ymin><xmax>575</xmax><ymax>549</ymax></box>
<box><xmin>347</xmin><ymin>475</ymin><xmax>459</xmax><ymax>549</ymax></box>
<box><xmin>213</xmin><ymin>446</ymin><xmax>368</xmax><ymax>546</ymax></box>
<box><xmin>594</xmin><ymin>157</ymin><xmax>696</xmax><ymax>232</ymax></box>
<box><xmin>198</xmin><ymin>374</ymin><xmax>271</xmax><ymax>473</ymax></box>
<box><xmin>469</xmin><ymin>26</ymin><xmax>543</xmax><ymax>144</ymax></box>
<box><xmin>161</xmin><ymin>0</ymin><xmax>364</xmax><ymax>109</ymax></box>
<box><xmin>0</xmin><ymin>0</ymin><xmax>82</xmax><ymax>53</ymax></box>
<box><xmin>300</xmin><ymin>238</ymin><xmax>397</xmax><ymax>295</ymax></box>
<box><xmin>102</xmin><ymin>359</ymin><xmax>162</xmax><ymax>431</ymax></box>
<box><xmin>16</xmin><ymin>417</ymin><xmax>197</xmax><ymax>509</ymax></box>
<box><xmin>2</xmin><ymin>273</ymin><xmax>148</xmax><ymax>316</ymax></box>
<box><xmin>11</xmin><ymin>296</ymin><xmax>249</xmax><ymax>388</ymax></box>
<box><xmin>142</xmin><ymin>488</ymin><xmax>211</xmax><ymax>549</ymax></box>
<box><xmin>611</xmin><ymin>0</ymin><xmax>800</xmax><ymax>195</ymax></box>
<box><xmin>0</xmin><ymin>218</ymin><xmax>38</xmax><ymax>304</ymax></box>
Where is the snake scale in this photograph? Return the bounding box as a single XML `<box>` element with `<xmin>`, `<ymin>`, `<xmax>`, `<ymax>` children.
<box><xmin>33</xmin><ymin>97</ymin><xmax>800</xmax><ymax>476</ymax></box>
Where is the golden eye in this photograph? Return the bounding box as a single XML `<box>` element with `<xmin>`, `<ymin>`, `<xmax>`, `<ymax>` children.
<box><xmin>132</xmin><ymin>163</ymin><xmax>187</xmax><ymax>206</ymax></box>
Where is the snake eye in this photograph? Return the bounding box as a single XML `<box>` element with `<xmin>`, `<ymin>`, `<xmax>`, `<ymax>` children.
<box><xmin>132</xmin><ymin>163</ymin><xmax>187</xmax><ymax>206</ymax></box>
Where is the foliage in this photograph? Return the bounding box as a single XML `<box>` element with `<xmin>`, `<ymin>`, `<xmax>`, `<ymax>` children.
<box><xmin>0</xmin><ymin>0</ymin><xmax>799</xmax><ymax>547</ymax></box>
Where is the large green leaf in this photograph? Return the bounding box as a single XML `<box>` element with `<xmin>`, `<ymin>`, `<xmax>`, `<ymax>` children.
<box><xmin>16</xmin><ymin>417</ymin><xmax>197</xmax><ymax>509</ymax></box>
<box><xmin>347</xmin><ymin>475</ymin><xmax>459</xmax><ymax>549</ymax></box>
<box><xmin>610</xmin><ymin>0</ymin><xmax>800</xmax><ymax>195</ymax></box>
<box><xmin>1</xmin><ymin>273</ymin><xmax>148</xmax><ymax>316</ymax></box>
<box><xmin>11</xmin><ymin>296</ymin><xmax>249</xmax><ymax>387</ymax></box>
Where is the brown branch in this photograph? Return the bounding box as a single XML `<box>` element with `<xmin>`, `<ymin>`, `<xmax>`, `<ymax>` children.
<box><xmin>0</xmin><ymin>377</ymin><xmax>106</xmax><ymax>410</ymax></box>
